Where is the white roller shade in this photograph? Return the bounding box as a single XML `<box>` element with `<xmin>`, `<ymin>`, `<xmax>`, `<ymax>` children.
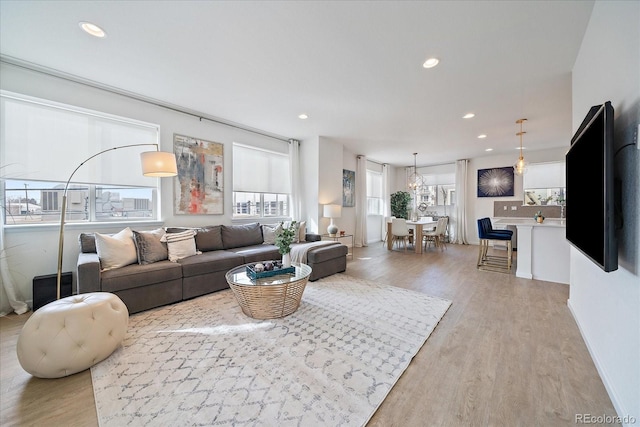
<box><xmin>0</xmin><ymin>91</ymin><xmax>160</xmax><ymax>187</ymax></box>
<box><xmin>233</xmin><ymin>143</ymin><xmax>291</xmax><ymax>193</ymax></box>
<box><xmin>524</xmin><ymin>162</ymin><xmax>566</xmax><ymax>189</ymax></box>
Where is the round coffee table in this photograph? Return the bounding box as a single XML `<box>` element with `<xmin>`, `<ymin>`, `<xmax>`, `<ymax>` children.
<box><xmin>225</xmin><ymin>262</ymin><xmax>312</xmax><ymax>319</ymax></box>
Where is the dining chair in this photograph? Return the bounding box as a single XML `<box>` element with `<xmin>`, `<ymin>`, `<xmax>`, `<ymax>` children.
<box><xmin>391</xmin><ymin>218</ymin><xmax>411</xmax><ymax>251</ymax></box>
<box><xmin>423</xmin><ymin>217</ymin><xmax>448</xmax><ymax>251</ymax></box>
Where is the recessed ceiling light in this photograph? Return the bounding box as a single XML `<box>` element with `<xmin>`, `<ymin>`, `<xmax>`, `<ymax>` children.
<box><xmin>79</xmin><ymin>21</ymin><xmax>106</xmax><ymax>38</ymax></box>
<box><xmin>298</xmin><ymin>114</ymin><xmax>308</xmax><ymax>120</ymax></box>
<box><xmin>422</xmin><ymin>58</ymin><xmax>439</xmax><ymax>69</ymax></box>
<box><xmin>516</xmin><ymin>146</ymin><xmax>527</xmax><ymax>150</ymax></box>
<box><xmin>477</xmin><ymin>134</ymin><xmax>487</xmax><ymax>139</ymax></box>
<box><xmin>463</xmin><ymin>113</ymin><xmax>475</xmax><ymax>119</ymax></box>
<box><xmin>485</xmin><ymin>148</ymin><xmax>493</xmax><ymax>152</ymax></box>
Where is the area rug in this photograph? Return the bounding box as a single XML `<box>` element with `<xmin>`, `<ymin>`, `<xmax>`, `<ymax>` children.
<box><xmin>91</xmin><ymin>273</ymin><xmax>451</xmax><ymax>426</ymax></box>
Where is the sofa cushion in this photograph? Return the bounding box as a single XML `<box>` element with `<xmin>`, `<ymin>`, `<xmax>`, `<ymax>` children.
<box><xmin>132</xmin><ymin>228</ymin><xmax>168</xmax><ymax>265</ymax></box>
<box><xmin>95</xmin><ymin>227</ymin><xmax>138</xmax><ymax>271</ymax></box>
<box><xmin>179</xmin><ymin>250</ymin><xmax>245</xmax><ymax>277</ymax></box>
<box><xmin>100</xmin><ymin>260</ymin><xmax>183</xmax><ymax>293</ymax></box>
<box><xmin>78</xmin><ymin>233</ymin><xmax>97</xmax><ymax>254</ymax></box>
<box><xmin>221</xmin><ymin>223</ymin><xmax>263</xmax><ymax>249</ymax></box>
<box><xmin>226</xmin><ymin>244</ymin><xmax>281</xmax><ymax>264</ymax></box>
<box><xmin>195</xmin><ymin>225</ymin><xmax>224</xmax><ymax>251</ymax></box>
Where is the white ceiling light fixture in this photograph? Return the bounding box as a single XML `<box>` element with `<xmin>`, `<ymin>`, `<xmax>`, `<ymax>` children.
<box><xmin>477</xmin><ymin>134</ymin><xmax>487</xmax><ymax>139</ymax></box>
<box><xmin>298</xmin><ymin>114</ymin><xmax>308</xmax><ymax>120</ymax></box>
<box><xmin>514</xmin><ymin>118</ymin><xmax>528</xmax><ymax>175</ymax></box>
<box><xmin>422</xmin><ymin>57</ymin><xmax>439</xmax><ymax>69</ymax></box>
<box><xmin>485</xmin><ymin>148</ymin><xmax>493</xmax><ymax>152</ymax></box>
<box><xmin>463</xmin><ymin>113</ymin><xmax>475</xmax><ymax>119</ymax></box>
<box><xmin>79</xmin><ymin>21</ymin><xmax>106</xmax><ymax>38</ymax></box>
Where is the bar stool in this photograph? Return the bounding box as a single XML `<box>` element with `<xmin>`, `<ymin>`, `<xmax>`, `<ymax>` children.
<box><xmin>477</xmin><ymin>217</ymin><xmax>513</xmax><ymax>272</ymax></box>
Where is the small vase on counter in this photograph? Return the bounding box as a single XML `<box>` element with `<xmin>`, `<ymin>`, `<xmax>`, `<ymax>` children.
<box><xmin>534</xmin><ymin>211</ymin><xmax>545</xmax><ymax>223</ymax></box>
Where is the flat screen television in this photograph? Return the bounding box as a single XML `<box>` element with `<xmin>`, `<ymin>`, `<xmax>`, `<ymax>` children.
<box><xmin>565</xmin><ymin>101</ymin><xmax>618</xmax><ymax>272</ymax></box>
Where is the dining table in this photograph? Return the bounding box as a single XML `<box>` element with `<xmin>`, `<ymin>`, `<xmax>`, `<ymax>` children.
<box><xmin>386</xmin><ymin>218</ymin><xmax>438</xmax><ymax>254</ymax></box>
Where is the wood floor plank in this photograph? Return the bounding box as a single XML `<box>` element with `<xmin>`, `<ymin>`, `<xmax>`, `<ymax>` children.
<box><xmin>0</xmin><ymin>243</ymin><xmax>618</xmax><ymax>426</ymax></box>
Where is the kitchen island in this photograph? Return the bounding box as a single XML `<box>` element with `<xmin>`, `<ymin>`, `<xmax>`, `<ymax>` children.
<box><xmin>493</xmin><ymin>218</ymin><xmax>569</xmax><ymax>284</ymax></box>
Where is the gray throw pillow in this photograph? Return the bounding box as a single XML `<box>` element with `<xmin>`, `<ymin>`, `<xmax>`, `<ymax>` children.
<box><xmin>78</xmin><ymin>233</ymin><xmax>97</xmax><ymax>254</ymax></box>
<box><xmin>195</xmin><ymin>226</ymin><xmax>224</xmax><ymax>252</ymax></box>
<box><xmin>262</xmin><ymin>223</ymin><xmax>282</xmax><ymax>245</ymax></box>
<box><xmin>132</xmin><ymin>228</ymin><xmax>168</xmax><ymax>265</ymax></box>
<box><xmin>221</xmin><ymin>223</ymin><xmax>263</xmax><ymax>249</ymax></box>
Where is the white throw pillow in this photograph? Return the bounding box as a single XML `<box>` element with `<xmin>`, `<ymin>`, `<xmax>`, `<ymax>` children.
<box><xmin>161</xmin><ymin>229</ymin><xmax>201</xmax><ymax>262</ymax></box>
<box><xmin>262</xmin><ymin>223</ymin><xmax>282</xmax><ymax>245</ymax></box>
<box><xmin>95</xmin><ymin>227</ymin><xmax>138</xmax><ymax>271</ymax></box>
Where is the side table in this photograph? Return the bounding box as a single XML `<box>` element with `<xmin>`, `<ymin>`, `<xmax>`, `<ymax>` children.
<box><xmin>321</xmin><ymin>233</ymin><xmax>354</xmax><ymax>259</ymax></box>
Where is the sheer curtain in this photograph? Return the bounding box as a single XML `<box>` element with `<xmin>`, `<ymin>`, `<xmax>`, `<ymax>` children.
<box><xmin>0</xmin><ymin>182</ymin><xmax>29</xmax><ymax>316</ymax></box>
<box><xmin>288</xmin><ymin>139</ymin><xmax>301</xmax><ymax>220</ymax></box>
<box><xmin>381</xmin><ymin>163</ymin><xmax>390</xmax><ymax>238</ymax></box>
<box><xmin>453</xmin><ymin>159</ymin><xmax>470</xmax><ymax>244</ymax></box>
<box><xmin>355</xmin><ymin>155</ymin><xmax>368</xmax><ymax>247</ymax></box>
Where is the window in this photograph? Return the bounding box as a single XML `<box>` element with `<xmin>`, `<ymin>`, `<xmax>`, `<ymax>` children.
<box><xmin>232</xmin><ymin>143</ymin><xmax>290</xmax><ymax>219</ymax></box>
<box><xmin>366</xmin><ymin>170</ymin><xmax>383</xmax><ymax>215</ymax></box>
<box><xmin>3</xmin><ymin>180</ymin><xmax>156</xmax><ymax>225</ymax></box>
<box><xmin>1</xmin><ymin>91</ymin><xmax>162</xmax><ymax>225</ymax></box>
<box><xmin>523</xmin><ymin>162</ymin><xmax>566</xmax><ymax>206</ymax></box>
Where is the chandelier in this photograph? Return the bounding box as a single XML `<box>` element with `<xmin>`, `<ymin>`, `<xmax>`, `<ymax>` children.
<box><xmin>514</xmin><ymin>118</ymin><xmax>528</xmax><ymax>175</ymax></box>
<box><xmin>407</xmin><ymin>152</ymin><xmax>424</xmax><ymax>192</ymax></box>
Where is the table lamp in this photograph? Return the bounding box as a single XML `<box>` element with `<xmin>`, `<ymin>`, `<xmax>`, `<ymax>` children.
<box><xmin>323</xmin><ymin>204</ymin><xmax>342</xmax><ymax>237</ymax></box>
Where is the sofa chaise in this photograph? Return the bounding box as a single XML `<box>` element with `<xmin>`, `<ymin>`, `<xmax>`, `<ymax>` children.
<box><xmin>77</xmin><ymin>222</ymin><xmax>348</xmax><ymax>314</ymax></box>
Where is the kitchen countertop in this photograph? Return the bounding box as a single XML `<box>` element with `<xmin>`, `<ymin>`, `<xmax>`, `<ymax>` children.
<box><xmin>493</xmin><ymin>217</ymin><xmax>566</xmax><ymax>228</ymax></box>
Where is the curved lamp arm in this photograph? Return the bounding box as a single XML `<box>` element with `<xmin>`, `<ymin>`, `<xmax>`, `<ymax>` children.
<box><xmin>56</xmin><ymin>144</ymin><xmax>177</xmax><ymax>300</ymax></box>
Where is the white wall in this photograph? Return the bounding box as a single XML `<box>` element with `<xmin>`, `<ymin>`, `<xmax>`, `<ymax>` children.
<box><xmin>0</xmin><ymin>62</ymin><xmax>291</xmax><ymax>310</ymax></box>
<box><xmin>567</xmin><ymin>1</ymin><xmax>640</xmax><ymax>424</ymax></box>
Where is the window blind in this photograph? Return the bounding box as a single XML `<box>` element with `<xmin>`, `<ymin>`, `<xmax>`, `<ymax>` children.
<box><xmin>233</xmin><ymin>143</ymin><xmax>291</xmax><ymax>194</ymax></box>
<box><xmin>524</xmin><ymin>162</ymin><xmax>566</xmax><ymax>189</ymax></box>
<box><xmin>0</xmin><ymin>91</ymin><xmax>160</xmax><ymax>187</ymax></box>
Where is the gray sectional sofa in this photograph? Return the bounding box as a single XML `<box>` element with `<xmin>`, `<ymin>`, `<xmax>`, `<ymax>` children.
<box><xmin>77</xmin><ymin>222</ymin><xmax>348</xmax><ymax>314</ymax></box>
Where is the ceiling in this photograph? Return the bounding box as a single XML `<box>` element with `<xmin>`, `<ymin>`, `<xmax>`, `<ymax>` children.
<box><xmin>0</xmin><ymin>1</ymin><xmax>594</xmax><ymax>167</ymax></box>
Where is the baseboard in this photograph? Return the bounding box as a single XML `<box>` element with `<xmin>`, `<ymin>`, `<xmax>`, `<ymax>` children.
<box><xmin>567</xmin><ymin>299</ymin><xmax>633</xmax><ymax>426</ymax></box>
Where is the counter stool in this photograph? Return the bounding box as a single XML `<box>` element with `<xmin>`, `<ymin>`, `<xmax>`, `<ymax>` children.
<box><xmin>477</xmin><ymin>217</ymin><xmax>513</xmax><ymax>272</ymax></box>
<box><xmin>17</xmin><ymin>292</ymin><xmax>128</xmax><ymax>378</ymax></box>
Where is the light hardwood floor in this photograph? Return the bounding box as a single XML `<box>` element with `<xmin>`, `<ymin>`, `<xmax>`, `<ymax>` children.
<box><xmin>1</xmin><ymin>243</ymin><xmax>618</xmax><ymax>426</ymax></box>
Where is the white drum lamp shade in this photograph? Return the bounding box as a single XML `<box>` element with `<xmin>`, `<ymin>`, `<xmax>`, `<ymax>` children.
<box><xmin>323</xmin><ymin>204</ymin><xmax>342</xmax><ymax>236</ymax></box>
<box><xmin>141</xmin><ymin>151</ymin><xmax>178</xmax><ymax>177</ymax></box>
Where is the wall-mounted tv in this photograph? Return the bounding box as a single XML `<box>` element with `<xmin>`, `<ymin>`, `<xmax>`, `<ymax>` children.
<box><xmin>565</xmin><ymin>101</ymin><xmax>618</xmax><ymax>272</ymax></box>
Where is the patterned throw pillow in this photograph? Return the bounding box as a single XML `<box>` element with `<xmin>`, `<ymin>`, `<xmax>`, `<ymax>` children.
<box><xmin>161</xmin><ymin>229</ymin><xmax>201</xmax><ymax>262</ymax></box>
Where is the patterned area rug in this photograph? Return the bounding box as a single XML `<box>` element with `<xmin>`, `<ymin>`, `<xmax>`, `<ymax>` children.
<box><xmin>91</xmin><ymin>274</ymin><xmax>451</xmax><ymax>426</ymax></box>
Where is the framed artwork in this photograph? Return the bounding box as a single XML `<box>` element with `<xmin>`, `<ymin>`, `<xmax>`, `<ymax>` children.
<box><xmin>477</xmin><ymin>167</ymin><xmax>514</xmax><ymax>197</ymax></box>
<box><xmin>173</xmin><ymin>134</ymin><xmax>224</xmax><ymax>214</ymax></box>
<box><xmin>343</xmin><ymin>169</ymin><xmax>355</xmax><ymax>207</ymax></box>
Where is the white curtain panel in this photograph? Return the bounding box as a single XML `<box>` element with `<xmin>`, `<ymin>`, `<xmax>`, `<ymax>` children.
<box><xmin>453</xmin><ymin>159</ymin><xmax>470</xmax><ymax>244</ymax></box>
<box><xmin>355</xmin><ymin>155</ymin><xmax>368</xmax><ymax>247</ymax></box>
<box><xmin>381</xmin><ymin>163</ymin><xmax>391</xmax><ymax>238</ymax></box>
<box><xmin>288</xmin><ymin>139</ymin><xmax>301</xmax><ymax>221</ymax></box>
<box><xmin>0</xmin><ymin>183</ymin><xmax>29</xmax><ymax>316</ymax></box>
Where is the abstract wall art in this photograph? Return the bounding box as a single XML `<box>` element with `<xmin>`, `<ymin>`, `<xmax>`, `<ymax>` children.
<box><xmin>173</xmin><ymin>134</ymin><xmax>224</xmax><ymax>214</ymax></box>
<box><xmin>477</xmin><ymin>167</ymin><xmax>514</xmax><ymax>197</ymax></box>
<box><xmin>343</xmin><ymin>169</ymin><xmax>355</xmax><ymax>207</ymax></box>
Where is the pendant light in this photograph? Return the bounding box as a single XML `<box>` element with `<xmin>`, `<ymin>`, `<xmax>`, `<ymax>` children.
<box><xmin>514</xmin><ymin>118</ymin><xmax>528</xmax><ymax>175</ymax></box>
<box><xmin>407</xmin><ymin>153</ymin><xmax>424</xmax><ymax>192</ymax></box>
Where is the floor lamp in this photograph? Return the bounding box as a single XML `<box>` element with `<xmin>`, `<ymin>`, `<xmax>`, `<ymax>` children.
<box><xmin>55</xmin><ymin>144</ymin><xmax>178</xmax><ymax>300</ymax></box>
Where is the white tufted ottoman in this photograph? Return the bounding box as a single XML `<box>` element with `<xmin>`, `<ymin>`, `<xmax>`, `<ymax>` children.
<box><xmin>17</xmin><ymin>292</ymin><xmax>129</xmax><ymax>378</ymax></box>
